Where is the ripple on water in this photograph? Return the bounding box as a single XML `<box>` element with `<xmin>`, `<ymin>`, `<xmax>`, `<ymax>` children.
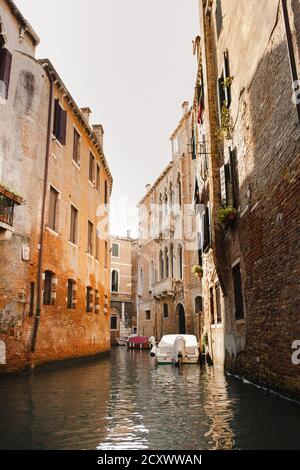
<box><xmin>0</xmin><ymin>348</ymin><xmax>300</xmax><ymax>450</ymax></box>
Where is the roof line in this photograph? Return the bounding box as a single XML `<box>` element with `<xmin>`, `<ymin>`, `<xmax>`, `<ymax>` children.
<box><xmin>138</xmin><ymin>162</ymin><xmax>173</xmax><ymax>205</ymax></box>
<box><xmin>5</xmin><ymin>0</ymin><xmax>40</xmax><ymax>45</ymax></box>
<box><xmin>39</xmin><ymin>58</ymin><xmax>113</xmax><ymax>187</ymax></box>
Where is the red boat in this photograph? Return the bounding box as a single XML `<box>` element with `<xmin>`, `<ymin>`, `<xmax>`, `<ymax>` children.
<box><xmin>127</xmin><ymin>336</ymin><xmax>150</xmax><ymax>350</ymax></box>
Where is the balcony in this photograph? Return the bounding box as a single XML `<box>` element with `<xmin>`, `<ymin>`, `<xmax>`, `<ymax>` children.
<box><xmin>0</xmin><ymin>185</ymin><xmax>24</xmax><ymax>230</ymax></box>
<box><xmin>152</xmin><ymin>278</ymin><xmax>175</xmax><ymax>299</ymax></box>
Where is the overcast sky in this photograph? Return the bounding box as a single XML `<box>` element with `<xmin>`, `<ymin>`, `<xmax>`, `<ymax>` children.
<box><xmin>16</xmin><ymin>0</ymin><xmax>199</xmax><ymax>237</ymax></box>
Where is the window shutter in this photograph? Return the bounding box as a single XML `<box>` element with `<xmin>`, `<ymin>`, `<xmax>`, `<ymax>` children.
<box><xmin>203</xmin><ymin>206</ymin><xmax>211</xmax><ymax>252</ymax></box>
<box><xmin>220</xmin><ymin>163</ymin><xmax>233</xmax><ymax>206</ymax></box>
<box><xmin>0</xmin><ymin>49</ymin><xmax>12</xmax><ymax>99</ymax></box>
<box><xmin>229</xmin><ymin>148</ymin><xmax>238</xmax><ymax>209</ymax></box>
<box><xmin>53</xmin><ymin>99</ymin><xmax>60</xmax><ymax>138</ymax></box>
<box><xmin>223</xmin><ymin>51</ymin><xmax>231</xmax><ymax>107</ymax></box>
<box><xmin>220</xmin><ymin>165</ymin><xmax>227</xmax><ymax>206</ymax></box>
<box><xmin>59</xmin><ymin>108</ymin><xmax>67</xmax><ymax>145</ymax></box>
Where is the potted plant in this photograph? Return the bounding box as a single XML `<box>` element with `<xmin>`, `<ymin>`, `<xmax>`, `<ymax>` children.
<box><xmin>218</xmin><ymin>207</ymin><xmax>237</xmax><ymax>227</ymax></box>
<box><xmin>192</xmin><ymin>264</ymin><xmax>203</xmax><ymax>279</ymax></box>
<box><xmin>216</xmin><ymin>101</ymin><xmax>233</xmax><ymax>141</ymax></box>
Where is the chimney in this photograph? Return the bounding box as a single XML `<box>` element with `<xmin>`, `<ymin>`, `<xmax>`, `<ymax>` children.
<box><xmin>127</xmin><ymin>230</ymin><xmax>131</xmax><ymax>239</ymax></box>
<box><xmin>182</xmin><ymin>101</ymin><xmax>189</xmax><ymax>116</ymax></box>
<box><xmin>93</xmin><ymin>124</ymin><xmax>104</xmax><ymax>149</ymax></box>
<box><xmin>81</xmin><ymin>107</ymin><xmax>92</xmax><ymax>124</ymax></box>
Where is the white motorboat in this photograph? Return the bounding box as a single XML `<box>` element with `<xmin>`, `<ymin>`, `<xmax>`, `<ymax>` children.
<box><xmin>149</xmin><ymin>335</ymin><xmax>199</xmax><ymax>365</ymax></box>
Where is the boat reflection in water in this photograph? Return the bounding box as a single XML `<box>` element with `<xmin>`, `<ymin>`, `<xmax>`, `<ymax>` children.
<box><xmin>1</xmin><ymin>348</ymin><xmax>300</xmax><ymax>450</ymax></box>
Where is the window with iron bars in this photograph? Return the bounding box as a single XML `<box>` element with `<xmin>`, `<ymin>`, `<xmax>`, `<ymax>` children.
<box><xmin>0</xmin><ymin>194</ymin><xmax>15</xmax><ymax>226</ymax></box>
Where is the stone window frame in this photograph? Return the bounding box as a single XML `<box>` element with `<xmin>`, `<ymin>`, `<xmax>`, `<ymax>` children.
<box><xmin>66</xmin><ymin>279</ymin><xmax>77</xmax><ymax>310</ymax></box>
<box><xmin>47</xmin><ymin>183</ymin><xmax>60</xmax><ymax>234</ymax></box>
<box><xmin>111</xmin><ymin>242</ymin><xmax>120</xmax><ymax>258</ymax></box>
<box><xmin>42</xmin><ymin>270</ymin><xmax>57</xmax><ymax>306</ymax></box>
<box><xmin>111</xmin><ymin>269</ymin><xmax>120</xmax><ymax>293</ymax></box>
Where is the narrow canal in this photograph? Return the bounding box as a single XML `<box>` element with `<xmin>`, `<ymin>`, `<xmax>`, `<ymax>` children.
<box><xmin>0</xmin><ymin>348</ymin><xmax>300</xmax><ymax>450</ymax></box>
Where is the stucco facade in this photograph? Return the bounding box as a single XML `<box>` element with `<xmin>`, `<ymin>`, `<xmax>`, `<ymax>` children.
<box><xmin>137</xmin><ymin>103</ymin><xmax>202</xmax><ymax>342</ymax></box>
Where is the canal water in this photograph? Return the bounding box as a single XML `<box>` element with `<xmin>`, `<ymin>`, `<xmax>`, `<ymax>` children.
<box><xmin>0</xmin><ymin>348</ymin><xmax>300</xmax><ymax>450</ymax></box>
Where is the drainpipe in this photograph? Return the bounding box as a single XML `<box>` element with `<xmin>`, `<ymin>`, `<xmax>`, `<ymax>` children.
<box><xmin>31</xmin><ymin>65</ymin><xmax>54</xmax><ymax>352</ymax></box>
<box><xmin>282</xmin><ymin>0</ymin><xmax>300</xmax><ymax>127</ymax></box>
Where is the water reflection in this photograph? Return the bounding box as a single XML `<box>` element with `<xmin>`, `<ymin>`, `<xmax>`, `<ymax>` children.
<box><xmin>0</xmin><ymin>349</ymin><xmax>300</xmax><ymax>450</ymax></box>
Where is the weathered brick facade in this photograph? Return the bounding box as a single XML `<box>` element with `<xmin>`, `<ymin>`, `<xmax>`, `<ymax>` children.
<box><xmin>196</xmin><ymin>0</ymin><xmax>300</xmax><ymax>398</ymax></box>
<box><xmin>0</xmin><ymin>0</ymin><xmax>112</xmax><ymax>373</ymax></box>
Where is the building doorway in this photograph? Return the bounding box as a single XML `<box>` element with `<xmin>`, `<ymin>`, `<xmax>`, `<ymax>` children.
<box><xmin>177</xmin><ymin>304</ymin><xmax>186</xmax><ymax>334</ymax></box>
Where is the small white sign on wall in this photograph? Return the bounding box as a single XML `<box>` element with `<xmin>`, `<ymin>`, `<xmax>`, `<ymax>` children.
<box><xmin>0</xmin><ymin>341</ymin><xmax>6</xmax><ymax>365</ymax></box>
<box><xmin>22</xmin><ymin>245</ymin><xmax>30</xmax><ymax>261</ymax></box>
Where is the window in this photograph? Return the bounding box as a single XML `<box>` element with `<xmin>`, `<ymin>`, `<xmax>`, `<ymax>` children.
<box><xmin>195</xmin><ymin>296</ymin><xmax>203</xmax><ymax>313</ymax></box>
<box><xmin>232</xmin><ymin>263</ymin><xmax>245</xmax><ymax>320</ymax></box>
<box><xmin>73</xmin><ymin>128</ymin><xmax>80</xmax><ymax>165</ymax></box>
<box><xmin>165</xmin><ymin>248</ymin><xmax>169</xmax><ymax>278</ymax></box>
<box><xmin>178</xmin><ymin>174</ymin><xmax>182</xmax><ymax>207</ymax></box>
<box><xmin>86</xmin><ymin>286</ymin><xmax>93</xmax><ymax>313</ymax></box>
<box><xmin>218</xmin><ymin>51</ymin><xmax>232</xmax><ymax>117</ymax></box>
<box><xmin>53</xmin><ymin>99</ymin><xmax>67</xmax><ymax>145</ymax></box>
<box><xmin>178</xmin><ymin>245</ymin><xmax>183</xmax><ymax>279</ymax></box>
<box><xmin>203</xmin><ymin>206</ymin><xmax>211</xmax><ymax>252</ymax></box>
<box><xmin>87</xmin><ymin>221</ymin><xmax>94</xmax><ymax>255</ymax></box>
<box><xmin>216</xmin><ymin>283</ymin><xmax>222</xmax><ymax>323</ymax></box>
<box><xmin>111</xmin><ymin>270</ymin><xmax>119</xmax><ymax>293</ymax></box>
<box><xmin>70</xmin><ymin>205</ymin><xmax>78</xmax><ymax>244</ymax></box>
<box><xmin>104</xmin><ymin>180</ymin><xmax>108</xmax><ymax>207</ymax></box>
<box><xmin>67</xmin><ymin>279</ymin><xmax>76</xmax><ymax>309</ymax></box>
<box><xmin>111</xmin><ymin>316</ymin><xmax>118</xmax><ymax>330</ymax></box>
<box><xmin>163</xmin><ymin>304</ymin><xmax>169</xmax><ymax>319</ymax></box>
<box><xmin>0</xmin><ymin>47</ymin><xmax>12</xmax><ymax>99</ymax></box>
<box><xmin>210</xmin><ymin>287</ymin><xmax>215</xmax><ymax>325</ymax></box>
<box><xmin>48</xmin><ymin>186</ymin><xmax>59</xmax><ymax>232</ymax></box>
<box><xmin>112</xmin><ymin>243</ymin><xmax>119</xmax><ymax>258</ymax></box>
<box><xmin>95</xmin><ymin>230</ymin><xmax>100</xmax><ymax>260</ymax></box>
<box><xmin>105</xmin><ymin>241</ymin><xmax>108</xmax><ymax>268</ymax></box>
<box><xmin>89</xmin><ymin>153</ymin><xmax>95</xmax><ymax>184</ymax></box>
<box><xmin>94</xmin><ymin>289</ymin><xmax>100</xmax><ymax>313</ymax></box>
<box><xmin>159</xmin><ymin>250</ymin><xmax>164</xmax><ymax>280</ymax></box>
<box><xmin>43</xmin><ymin>271</ymin><xmax>55</xmax><ymax>306</ymax></box>
<box><xmin>170</xmin><ymin>244</ymin><xmax>174</xmax><ymax>278</ymax></box>
<box><xmin>145</xmin><ymin>310</ymin><xmax>151</xmax><ymax>321</ymax></box>
<box><xmin>216</xmin><ymin>0</ymin><xmax>223</xmax><ymax>39</ymax></box>
<box><xmin>96</xmin><ymin>164</ymin><xmax>100</xmax><ymax>193</ymax></box>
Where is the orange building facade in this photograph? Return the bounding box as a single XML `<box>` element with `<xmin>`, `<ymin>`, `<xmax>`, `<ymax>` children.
<box><xmin>0</xmin><ymin>1</ymin><xmax>112</xmax><ymax>372</ymax></box>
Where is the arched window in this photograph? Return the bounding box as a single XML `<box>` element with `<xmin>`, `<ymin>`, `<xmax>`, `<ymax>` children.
<box><xmin>170</xmin><ymin>244</ymin><xmax>174</xmax><ymax>278</ymax></box>
<box><xmin>111</xmin><ymin>270</ymin><xmax>119</xmax><ymax>292</ymax></box>
<box><xmin>159</xmin><ymin>250</ymin><xmax>164</xmax><ymax>280</ymax></box>
<box><xmin>163</xmin><ymin>304</ymin><xmax>169</xmax><ymax>319</ymax></box>
<box><xmin>178</xmin><ymin>245</ymin><xmax>183</xmax><ymax>279</ymax></box>
<box><xmin>43</xmin><ymin>270</ymin><xmax>55</xmax><ymax>306</ymax></box>
<box><xmin>164</xmin><ymin>247</ymin><xmax>169</xmax><ymax>279</ymax></box>
<box><xmin>177</xmin><ymin>173</ymin><xmax>182</xmax><ymax>208</ymax></box>
<box><xmin>150</xmin><ymin>260</ymin><xmax>155</xmax><ymax>288</ymax></box>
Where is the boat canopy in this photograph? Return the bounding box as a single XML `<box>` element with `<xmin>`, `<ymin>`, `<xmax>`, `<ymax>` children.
<box><xmin>158</xmin><ymin>335</ymin><xmax>198</xmax><ymax>353</ymax></box>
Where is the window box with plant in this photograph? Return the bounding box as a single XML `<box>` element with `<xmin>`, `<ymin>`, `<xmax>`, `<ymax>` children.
<box><xmin>192</xmin><ymin>264</ymin><xmax>203</xmax><ymax>280</ymax></box>
<box><xmin>218</xmin><ymin>206</ymin><xmax>237</xmax><ymax>227</ymax></box>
